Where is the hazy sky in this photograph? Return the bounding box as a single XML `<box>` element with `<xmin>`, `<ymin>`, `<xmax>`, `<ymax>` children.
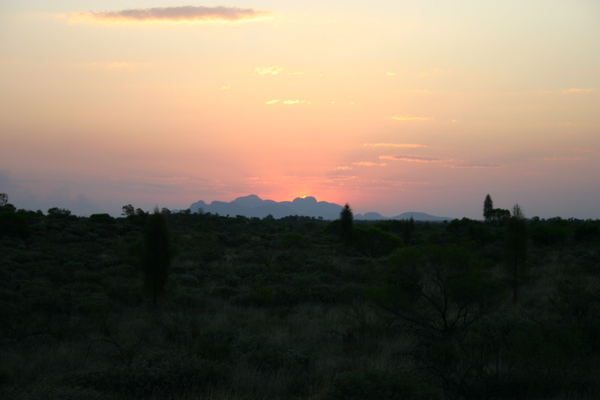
<box><xmin>1</xmin><ymin>1</ymin><xmax>599</xmax><ymax>218</ymax></box>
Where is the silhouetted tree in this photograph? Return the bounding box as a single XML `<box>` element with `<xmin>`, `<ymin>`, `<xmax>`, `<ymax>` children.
<box><xmin>403</xmin><ymin>216</ymin><xmax>415</xmax><ymax>245</ymax></box>
<box><xmin>488</xmin><ymin>208</ymin><xmax>511</xmax><ymax>225</ymax></box>
<box><xmin>340</xmin><ymin>203</ymin><xmax>354</xmax><ymax>249</ymax></box>
<box><xmin>89</xmin><ymin>213</ymin><xmax>116</xmax><ymax>224</ymax></box>
<box><xmin>0</xmin><ymin>193</ymin><xmax>7</xmax><ymax>207</ymax></box>
<box><xmin>141</xmin><ymin>207</ymin><xmax>173</xmax><ymax>307</ymax></box>
<box><xmin>506</xmin><ymin>204</ymin><xmax>528</xmax><ymax>303</ymax></box>
<box><xmin>47</xmin><ymin>207</ymin><xmax>71</xmax><ymax>218</ymax></box>
<box><xmin>483</xmin><ymin>194</ymin><xmax>493</xmax><ymax>223</ymax></box>
<box><xmin>122</xmin><ymin>204</ymin><xmax>135</xmax><ymax>217</ymax></box>
<box><xmin>0</xmin><ymin>211</ymin><xmax>30</xmax><ymax>238</ymax></box>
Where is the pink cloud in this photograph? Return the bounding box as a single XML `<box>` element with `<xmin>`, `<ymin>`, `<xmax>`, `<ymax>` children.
<box><xmin>379</xmin><ymin>155</ymin><xmax>448</xmax><ymax>163</ymax></box>
<box><xmin>69</xmin><ymin>6</ymin><xmax>271</xmax><ymax>23</ymax></box>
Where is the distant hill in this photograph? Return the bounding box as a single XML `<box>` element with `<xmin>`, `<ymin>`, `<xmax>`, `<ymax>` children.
<box><xmin>392</xmin><ymin>212</ymin><xmax>453</xmax><ymax>221</ymax></box>
<box><xmin>190</xmin><ymin>195</ymin><xmax>343</xmax><ymax>220</ymax></box>
<box><xmin>188</xmin><ymin>195</ymin><xmax>453</xmax><ymax>221</ymax></box>
<box><xmin>355</xmin><ymin>211</ymin><xmax>452</xmax><ymax>221</ymax></box>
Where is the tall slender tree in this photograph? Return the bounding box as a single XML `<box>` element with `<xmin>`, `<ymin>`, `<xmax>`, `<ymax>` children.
<box><xmin>403</xmin><ymin>216</ymin><xmax>415</xmax><ymax>245</ymax></box>
<box><xmin>506</xmin><ymin>204</ymin><xmax>528</xmax><ymax>303</ymax></box>
<box><xmin>340</xmin><ymin>203</ymin><xmax>354</xmax><ymax>249</ymax></box>
<box><xmin>141</xmin><ymin>207</ymin><xmax>173</xmax><ymax>307</ymax></box>
<box><xmin>483</xmin><ymin>194</ymin><xmax>494</xmax><ymax>223</ymax></box>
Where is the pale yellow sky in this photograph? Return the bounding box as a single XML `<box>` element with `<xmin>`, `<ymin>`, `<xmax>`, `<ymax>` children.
<box><xmin>1</xmin><ymin>1</ymin><xmax>599</xmax><ymax>217</ymax></box>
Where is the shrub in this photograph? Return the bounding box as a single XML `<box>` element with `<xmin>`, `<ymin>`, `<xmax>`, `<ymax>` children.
<box><xmin>530</xmin><ymin>225</ymin><xmax>567</xmax><ymax>246</ymax></box>
<box><xmin>279</xmin><ymin>232</ymin><xmax>306</xmax><ymax>248</ymax></box>
<box><xmin>327</xmin><ymin>369</ymin><xmax>435</xmax><ymax>400</ymax></box>
<box><xmin>89</xmin><ymin>214</ymin><xmax>115</xmax><ymax>224</ymax></box>
<box><xmin>72</xmin><ymin>351</ymin><xmax>228</xmax><ymax>399</ymax></box>
<box><xmin>0</xmin><ymin>212</ymin><xmax>31</xmax><ymax>239</ymax></box>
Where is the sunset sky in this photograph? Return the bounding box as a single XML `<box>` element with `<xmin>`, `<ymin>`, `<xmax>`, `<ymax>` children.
<box><xmin>1</xmin><ymin>1</ymin><xmax>599</xmax><ymax>218</ymax></box>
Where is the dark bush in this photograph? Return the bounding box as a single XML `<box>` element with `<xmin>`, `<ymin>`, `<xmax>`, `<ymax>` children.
<box><xmin>73</xmin><ymin>352</ymin><xmax>228</xmax><ymax>399</ymax></box>
<box><xmin>89</xmin><ymin>214</ymin><xmax>115</xmax><ymax>224</ymax></box>
<box><xmin>0</xmin><ymin>212</ymin><xmax>31</xmax><ymax>239</ymax></box>
<box><xmin>530</xmin><ymin>225</ymin><xmax>567</xmax><ymax>246</ymax></box>
<box><xmin>327</xmin><ymin>369</ymin><xmax>435</xmax><ymax>400</ymax></box>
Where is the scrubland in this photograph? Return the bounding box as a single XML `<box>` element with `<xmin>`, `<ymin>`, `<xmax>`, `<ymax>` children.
<box><xmin>1</xmin><ymin>206</ymin><xmax>599</xmax><ymax>399</ymax></box>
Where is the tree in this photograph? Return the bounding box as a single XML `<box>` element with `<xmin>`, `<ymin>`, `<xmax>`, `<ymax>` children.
<box><xmin>47</xmin><ymin>207</ymin><xmax>71</xmax><ymax>218</ymax></box>
<box><xmin>0</xmin><ymin>193</ymin><xmax>7</xmax><ymax>207</ymax></box>
<box><xmin>340</xmin><ymin>203</ymin><xmax>354</xmax><ymax>248</ymax></box>
<box><xmin>89</xmin><ymin>213</ymin><xmax>116</xmax><ymax>224</ymax></box>
<box><xmin>488</xmin><ymin>208</ymin><xmax>510</xmax><ymax>225</ymax></box>
<box><xmin>369</xmin><ymin>245</ymin><xmax>505</xmax><ymax>398</ymax></box>
<box><xmin>483</xmin><ymin>194</ymin><xmax>493</xmax><ymax>223</ymax></box>
<box><xmin>506</xmin><ymin>204</ymin><xmax>528</xmax><ymax>303</ymax></box>
<box><xmin>0</xmin><ymin>212</ymin><xmax>30</xmax><ymax>239</ymax></box>
<box><xmin>403</xmin><ymin>216</ymin><xmax>415</xmax><ymax>245</ymax></box>
<box><xmin>122</xmin><ymin>204</ymin><xmax>135</xmax><ymax>217</ymax></box>
<box><xmin>141</xmin><ymin>207</ymin><xmax>174</xmax><ymax>307</ymax></box>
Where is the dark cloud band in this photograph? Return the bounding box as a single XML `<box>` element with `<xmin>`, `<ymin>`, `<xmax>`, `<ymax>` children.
<box><xmin>453</xmin><ymin>163</ymin><xmax>501</xmax><ymax>168</ymax></box>
<box><xmin>380</xmin><ymin>155</ymin><xmax>447</xmax><ymax>162</ymax></box>
<box><xmin>76</xmin><ymin>6</ymin><xmax>270</xmax><ymax>22</ymax></box>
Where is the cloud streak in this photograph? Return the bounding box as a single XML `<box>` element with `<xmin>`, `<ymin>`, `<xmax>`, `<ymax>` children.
<box><xmin>364</xmin><ymin>143</ymin><xmax>426</xmax><ymax>148</ymax></box>
<box><xmin>538</xmin><ymin>88</ymin><xmax>597</xmax><ymax>94</ymax></box>
<box><xmin>352</xmin><ymin>162</ymin><xmax>388</xmax><ymax>167</ymax></box>
<box><xmin>282</xmin><ymin>100</ymin><xmax>309</xmax><ymax>105</ymax></box>
<box><xmin>380</xmin><ymin>155</ymin><xmax>448</xmax><ymax>163</ymax></box>
<box><xmin>69</xmin><ymin>6</ymin><xmax>271</xmax><ymax>24</ymax></box>
<box><xmin>561</xmin><ymin>88</ymin><xmax>596</xmax><ymax>94</ymax></box>
<box><xmin>265</xmin><ymin>99</ymin><xmax>309</xmax><ymax>105</ymax></box>
<box><xmin>453</xmin><ymin>163</ymin><xmax>502</xmax><ymax>168</ymax></box>
<box><xmin>543</xmin><ymin>157</ymin><xmax>585</xmax><ymax>161</ymax></box>
<box><xmin>254</xmin><ymin>66</ymin><xmax>284</xmax><ymax>75</ymax></box>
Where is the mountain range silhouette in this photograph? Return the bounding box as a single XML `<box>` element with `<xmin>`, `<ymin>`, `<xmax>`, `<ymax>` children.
<box><xmin>189</xmin><ymin>194</ymin><xmax>452</xmax><ymax>221</ymax></box>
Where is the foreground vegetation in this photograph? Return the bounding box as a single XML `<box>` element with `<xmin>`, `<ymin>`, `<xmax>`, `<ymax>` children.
<box><xmin>1</xmin><ymin>198</ymin><xmax>600</xmax><ymax>399</ymax></box>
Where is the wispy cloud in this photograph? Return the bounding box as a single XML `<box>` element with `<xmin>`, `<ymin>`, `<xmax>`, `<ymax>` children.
<box><xmin>220</xmin><ymin>86</ymin><xmax>231</xmax><ymax>90</ymax></box>
<box><xmin>328</xmin><ymin>175</ymin><xmax>358</xmax><ymax>181</ymax></box>
<box><xmin>282</xmin><ymin>100</ymin><xmax>309</xmax><ymax>105</ymax></box>
<box><xmin>386</xmin><ymin>71</ymin><xmax>396</xmax><ymax>76</ymax></box>
<box><xmin>539</xmin><ymin>88</ymin><xmax>597</xmax><ymax>94</ymax></box>
<box><xmin>363</xmin><ymin>143</ymin><xmax>426</xmax><ymax>148</ymax></box>
<box><xmin>352</xmin><ymin>162</ymin><xmax>388</xmax><ymax>167</ymax></box>
<box><xmin>379</xmin><ymin>155</ymin><xmax>448</xmax><ymax>162</ymax></box>
<box><xmin>543</xmin><ymin>156</ymin><xmax>585</xmax><ymax>161</ymax></box>
<box><xmin>371</xmin><ymin>179</ymin><xmax>430</xmax><ymax>186</ymax></box>
<box><xmin>392</xmin><ymin>116</ymin><xmax>433</xmax><ymax>121</ymax></box>
<box><xmin>453</xmin><ymin>163</ymin><xmax>501</xmax><ymax>168</ymax></box>
<box><xmin>68</xmin><ymin>6</ymin><xmax>271</xmax><ymax>24</ymax></box>
<box><xmin>561</xmin><ymin>88</ymin><xmax>596</xmax><ymax>94</ymax></box>
<box><xmin>265</xmin><ymin>99</ymin><xmax>309</xmax><ymax>105</ymax></box>
<box><xmin>335</xmin><ymin>166</ymin><xmax>353</xmax><ymax>170</ymax></box>
<box><xmin>254</xmin><ymin>66</ymin><xmax>284</xmax><ymax>75</ymax></box>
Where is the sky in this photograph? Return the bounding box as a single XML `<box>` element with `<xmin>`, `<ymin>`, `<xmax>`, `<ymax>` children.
<box><xmin>1</xmin><ymin>0</ymin><xmax>599</xmax><ymax>219</ymax></box>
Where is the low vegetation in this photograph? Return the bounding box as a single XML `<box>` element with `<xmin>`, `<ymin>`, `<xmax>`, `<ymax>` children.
<box><xmin>1</xmin><ymin>195</ymin><xmax>599</xmax><ymax>399</ymax></box>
